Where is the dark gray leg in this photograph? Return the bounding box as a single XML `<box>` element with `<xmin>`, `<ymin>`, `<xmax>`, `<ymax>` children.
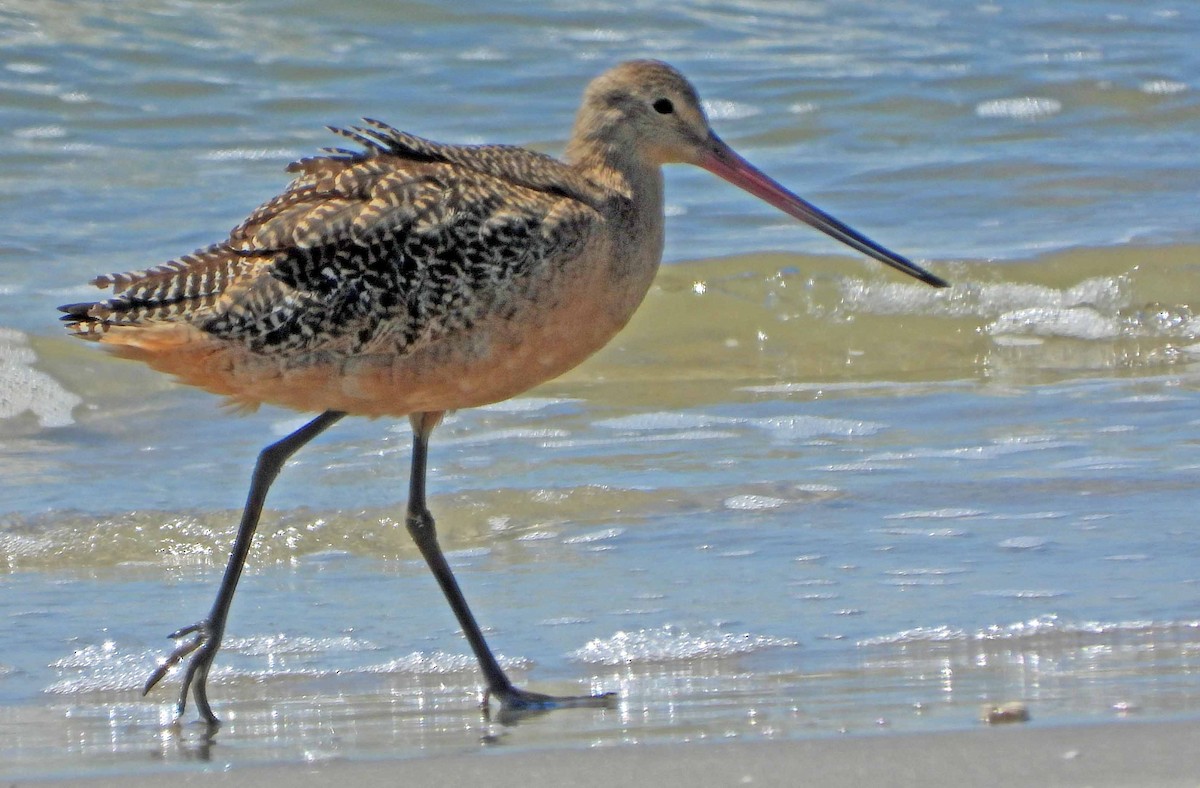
<box><xmin>144</xmin><ymin>410</ymin><xmax>345</xmax><ymax>726</ymax></box>
<box><xmin>404</xmin><ymin>411</ymin><xmax>616</xmax><ymax>715</ymax></box>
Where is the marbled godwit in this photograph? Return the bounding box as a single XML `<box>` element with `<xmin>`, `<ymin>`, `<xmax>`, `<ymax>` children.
<box><xmin>60</xmin><ymin>59</ymin><xmax>948</xmax><ymax>726</ymax></box>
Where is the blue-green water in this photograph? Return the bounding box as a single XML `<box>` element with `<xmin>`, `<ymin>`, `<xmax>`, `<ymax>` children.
<box><xmin>3</xmin><ymin>0</ymin><xmax>1200</xmax><ymax>778</ymax></box>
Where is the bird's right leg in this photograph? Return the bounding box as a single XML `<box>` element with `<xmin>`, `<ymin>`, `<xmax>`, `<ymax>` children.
<box><xmin>404</xmin><ymin>411</ymin><xmax>617</xmax><ymax>719</ymax></box>
<box><xmin>143</xmin><ymin>410</ymin><xmax>345</xmax><ymax>727</ymax></box>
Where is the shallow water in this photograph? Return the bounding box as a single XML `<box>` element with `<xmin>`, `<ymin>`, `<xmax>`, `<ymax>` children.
<box><xmin>3</xmin><ymin>0</ymin><xmax>1200</xmax><ymax>779</ymax></box>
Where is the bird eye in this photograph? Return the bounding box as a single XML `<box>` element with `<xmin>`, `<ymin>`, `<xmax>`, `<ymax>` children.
<box><xmin>652</xmin><ymin>98</ymin><xmax>674</xmax><ymax>115</ymax></box>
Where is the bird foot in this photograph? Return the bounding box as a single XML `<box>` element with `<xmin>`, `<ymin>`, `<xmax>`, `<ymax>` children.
<box><xmin>482</xmin><ymin>684</ymin><xmax>618</xmax><ymax>724</ymax></box>
<box><xmin>143</xmin><ymin>619</ymin><xmax>221</xmax><ymax>727</ymax></box>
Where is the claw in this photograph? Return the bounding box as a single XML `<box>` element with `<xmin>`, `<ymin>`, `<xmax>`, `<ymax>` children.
<box><xmin>482</xmin><ymin>685</ymin><xmax>618</xmax><ymax>724</ymax></box>
<box><xmin>143</xmin><ymin>633</ymin><xmax>203</xmax><ymax>695</ymax></box>
<box><xmin>143</xmin><ymin>620</ymin><xmax>218</xmax><ymax>725</ymax></box>
<box><xmin>167</xmin><ymin>621</ymin><xmax>206</xmax><ymax>640</ymax></box>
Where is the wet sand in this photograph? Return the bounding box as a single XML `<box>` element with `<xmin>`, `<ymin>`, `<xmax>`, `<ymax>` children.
<box><xmin>16</xmin><ymin>718</ymin><xmax>1200</xmax><ymax>787</ymax></box>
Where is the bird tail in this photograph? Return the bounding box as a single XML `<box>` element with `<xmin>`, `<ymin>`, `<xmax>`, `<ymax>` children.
<box><xmin>59</xmin><ymin>243</ymin><xmax>250</xmax><ymax>339</ymax></box>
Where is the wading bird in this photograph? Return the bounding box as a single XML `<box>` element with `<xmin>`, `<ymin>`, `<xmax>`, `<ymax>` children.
<box><xmin>61</xmin><ymin>60</ymin><xmax>948</xmax><ymax>726</ymax></box>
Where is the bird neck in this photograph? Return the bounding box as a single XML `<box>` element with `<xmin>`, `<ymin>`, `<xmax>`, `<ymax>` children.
<box><xmin>564</xmin><ymin>122</ymin><xmax>665</xmax><ymax>296</ymax></box>
<box><xmin>565</xmin><ymin>110</ymin><xmax>662</xmax><ymax>199</ymax></box>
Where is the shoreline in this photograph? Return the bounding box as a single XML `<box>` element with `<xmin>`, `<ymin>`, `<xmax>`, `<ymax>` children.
<box><xmin>14</xmin><ymin>717</ymin><xmax>1200</xmax><ymax>787</ymax></box>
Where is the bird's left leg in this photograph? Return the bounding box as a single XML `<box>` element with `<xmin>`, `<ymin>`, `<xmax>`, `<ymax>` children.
<box><xmin>144</xmin><ymin>410</ymin><xmax>346</xmax><ymax>726</ymax></box>
<box><xmin>403</xmin><ymin>411</ymin><xmax>617</xmax><ymax>717</ymax></box>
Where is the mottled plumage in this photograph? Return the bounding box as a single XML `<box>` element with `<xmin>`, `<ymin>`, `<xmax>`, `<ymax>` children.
<box><xmin>61</xmin><ymin>119</ymin><xmax>635</xmax><ymax>414</ymax></box>
<box><xmin>60</xmin><ymin>60</ymin><xmax>946</xmax><ymax>726</ymax></box>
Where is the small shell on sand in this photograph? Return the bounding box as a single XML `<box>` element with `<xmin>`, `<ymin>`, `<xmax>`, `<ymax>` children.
<box><xmin>982</xmin><ymin>701</ymin><xmax>1031</xmax><ymax>724</ymax></box>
